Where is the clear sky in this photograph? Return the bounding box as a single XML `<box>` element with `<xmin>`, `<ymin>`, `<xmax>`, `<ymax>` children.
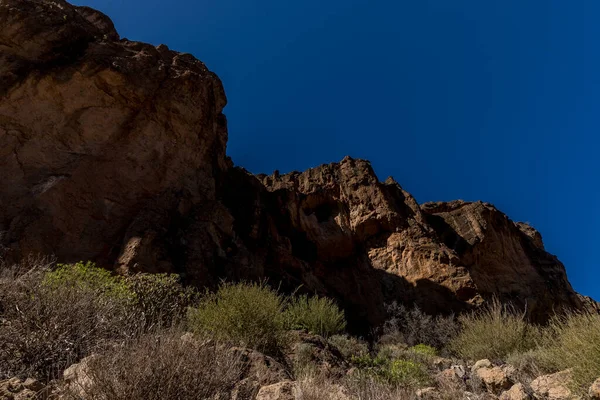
<box><xmin>73</xmin><ymin>0</ymin><xmax>598</xmax><ymax>300</ymax></box>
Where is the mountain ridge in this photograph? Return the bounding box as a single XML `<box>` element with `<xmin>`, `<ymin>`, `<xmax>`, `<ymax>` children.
<box><xmin>0</xmin><ymin>0</ymin><xmax>596</xmax><ymax>331</ymax></box>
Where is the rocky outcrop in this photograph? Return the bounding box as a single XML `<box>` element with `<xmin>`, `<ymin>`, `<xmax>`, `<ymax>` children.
<box><xmin>1</xmin><ymin>0</ymin><xmax>228</xmax><ymax>272</ymax></box>
<box><xmin>578</xmin><ymin>294</ymin><xmax>600</xmax><ymax>315</ymax></box>
<box><xmin>0</xmin><ymin>377</ymin><xmax>47</xmax><ymax>399</ymax></box>
<box><xmin>0</xmin><ymin>0</ymin><xmax>588</xmax><ymax>332</ymax></box>
<box><xmin>229</xmin><ymin>160</ymin><xmax>581</xmax><ymax>327</ymax></box>
<box><xmin>530</xmin><ymin>370</ymin><xmax>579</xmax><ymax>400</ymax></box>
<box><xmin>475</xmin><ymin>366</ymin><xmax>512</xmax><ymax>393</ymax></box>
<box><xmin>499</xmin><ymin>383</ymin><xmax>530</xmax><ymax>400</ymax></box>
<box><xmin>421</xmin><ymin>201</ymin><xmax>582</xmax><ymax>321</ymax></box>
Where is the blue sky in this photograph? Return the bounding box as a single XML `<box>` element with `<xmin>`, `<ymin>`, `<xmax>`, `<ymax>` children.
<box><xmin>74</xmin><ymin>0</ymin><xmax>598</xmax><ymax>300</ymax></box>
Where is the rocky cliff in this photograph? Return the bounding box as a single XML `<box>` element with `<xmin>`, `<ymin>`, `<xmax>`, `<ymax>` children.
<box><xmin>0</xmin><ymin>0</ymin><xmax>588</xmax><ymax>331</ymax></box>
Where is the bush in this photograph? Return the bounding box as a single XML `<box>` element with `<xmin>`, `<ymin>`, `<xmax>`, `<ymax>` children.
<box><xmin>125</xmin><ymin>273</ymin><xmax>198</xmax><ymax>329</ymax></box>
<box><xmin>385</xmin><ymin>359</ymin><xmax>431</xmax><ymax>387</ymax></box>
<box><xmin>381</xmin><ymin>303</ymin><xmax>458</xmax><ymax>350</ymax></box>
<box><xmin>351</xmin><ymin>353</ymin><xmax>388</xmax><ymax>370</ymax></box>
<box><xmin>44</xmin><ymin>261</ymin><xmax>133</xmax><ymax>302</ymax></box>
<box><xmin>541</xmin><ymin>311</ymin><xmax>600</xmax><ymax>392</ymax></box>
<box><xmin>409</xmin><ymin>344</ymin><xmax>437</xmax><ymax>357</ymax></box>
<box><xmin>350</xmin><ymin>352</ymin><xmax>430</xmax><ymax>388</ymax></box>
<box><xmin>284</xmin><ymin>294</ymin><xmax>346</xmax><ymax>338</ymax></box>
<box><xmin>328</xmin><ymin>334</ymin><xmax>369</xmax><ymax>360</ymax></box>
<box><xmin>187</xmin><ymin>281</ymin><xmax>286</xmax><ymax>354</ymax></box>
<box><xmin>60</xmin><ymin>331</ymin><xmax>242</xmax><ymax>400</ymax></box>
<box><xmin>0</xmin><ymin>260</ymin><xmax>141</xmax><ymax>381</ymax></box>
<box><xmin>506</xmin><ymin>349</ymin><xmax>554</xmax><ymax>385</ymax></box>
<box><xmin>448</xmin><ymin>299</ymin><xmax>541</xmax><ymax>361</ymax></box>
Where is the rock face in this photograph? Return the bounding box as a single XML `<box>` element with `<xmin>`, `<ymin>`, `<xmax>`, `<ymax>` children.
<box><xmin>0</xmin><ymin>0</ymin><xmax>588</xmax><ymax>331</ymax></box>
<box><xmin>578</xmin><ymin>294</ymin><xmax>600</xmax><ymax>315</ymax></box>
<box><xmin>421</xmin><ymin>201</ymin><xmax>582</xmax><ymax>320</ymax></box>
<box><xmin>1</xmin><ymin>0</ymin><xmax>228</xmax><ymax>271</ymax></box>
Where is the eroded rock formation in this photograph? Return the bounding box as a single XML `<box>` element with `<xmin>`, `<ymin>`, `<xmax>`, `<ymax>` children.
<box><xmin>1</xmin><ymin>0</ymin><xmax>228</xmax><ymax>268</ymax></box>
<box><xmin>0</xmin><ymin>0</ymin><xmax>589</xmax><ymax>331</ymax></box>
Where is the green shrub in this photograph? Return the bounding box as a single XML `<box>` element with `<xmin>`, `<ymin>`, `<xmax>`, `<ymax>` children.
<box><xmin>350</xmin><ymin>352</ymin><xmax>430</xmax><ymax>388</ymax></box>
<box><xmin>44</xmin><ymin>263</ymin><xmax>195</xmax><ymax>329</ymax></box>
<box><xmin>540</xmin><ymin>311</ymin><xmax>600</xmax><ymax>392</ymax></box>
<box><xmin>187</xmin><ymin>281</ymin><xmax>286</xmax><ymax>354</ymax></box>
<box><xmin>125</xmin><ymin>273</ymin><xmax>197</xmax><ymax>329</ymax></box>
<box><xmin>385</xmin><ymin>359</ymin><xmax>431</xmax><ymax>387</ymax></box>
<box><xmin>328</xmin><ymin>334</ymin><xmax>369</xmax><ymax>360</ymax></box>
<box><xmin>283</xmin><ymin>294</ymin><xmax>346</xmax><ymax>338</ymax></box>
<box><xmin>409</xmin><ymin>344</ymin><xmax>437</xmax><ymax>357</ymax></box>
<box><xmin>350</xmin><ymin>353</ymin><xmax>388</xmax><ymax>370</ymax></box>
<box><xmin>376</xmin><ymin>343</ymin><xmax>435</xmax><ymax>367</ymax></box>
<box><xmin>449</xmin><ymin>299</ymin><xmax>541</xmax><ymax>361</ymax></box>
<box><xmin>44</xmin><ymin>261</ymin><xmax>134</xmax><ymax>303</ymax></box>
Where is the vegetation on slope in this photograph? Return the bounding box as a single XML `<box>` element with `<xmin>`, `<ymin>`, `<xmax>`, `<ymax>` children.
<box><xmin>1</xmin><ymin>257</ymin><xmax>599</xmax><ymax>399</ymax></box>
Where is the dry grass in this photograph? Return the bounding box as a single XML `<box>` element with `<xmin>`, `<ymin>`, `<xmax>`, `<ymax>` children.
<box><xmin>344</xmin><ymin>372</ymin><xmax>416</xmax><ymax>400</ymax></box>
<box><xmin>506</xmin><ymin>349</ymin><xmax>554</xmax><ymax>385</ymax></box>
<box><xmin>0</xmin><ymin>258</ymin><xmax>143</xmax><ymax>381</ymax></box>
<box><xmin>448</xmin><ymin>298</ymin><xmax>541</xmax><ymax>361</ymax></box>
<box><xmin>0</xmin><ymin>259</ymin><xmax>195</xmax><ymax>382</ymax></box>
<box><xmin>296</xmin><ymin>374</ymin><xmax>348</xmax><ymax>400</ymax></box>
<box><xmin>381</xmin><ymin>303</ymin><xmax>459</xmax><ymax>351</ymax></box>
<box><xmin>295</xmin><ymin>370</ymin><xmax>417</xmax><ymax>400</ymax></box>
<box><xmin>328</xmin><ymin>334</ymin><xmax>369</xmax><ymax>360</ymax></box>
<box><xmin>60</xmin><ymin>331</ymin><xmax>243</xmax><ymax>400</ymax></box>
<box><xmin>541</xmin><ymin>311</ymin><xmax>600</xmax><ymax>392</ymax></box>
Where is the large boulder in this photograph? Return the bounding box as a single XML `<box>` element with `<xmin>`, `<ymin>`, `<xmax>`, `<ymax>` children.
<box><xmin>500</xmin><ymin>383</ymin><xmax>530</xmax><ymax>400</ymax></box>
<box><xmin>472</xmin><ymin>359</ymin><xmax>493</xmax><ymax>374</ymax></box>
<box><xmin>230</xmin><ymin>347</ymin><xmax>290</xmax><ymax>400</ymax></box>
<box><xmin>475</xmin><ymin>366</ymin><xmax>512</xmax><ymax>393</ymax></box>
<box><xmin>62</xmin><ymin>355</ymin><xmax>98</xmax><ymax>398</ymax></box>
<box><xmin>530</xmin><ymin>369</ymin><xmax>579</xmax><ymax>400</ymax></box>
<box><xmin>436</xmin><ymin>367</ymin><xmax>467</xmax><ymax>391</ymax></box>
